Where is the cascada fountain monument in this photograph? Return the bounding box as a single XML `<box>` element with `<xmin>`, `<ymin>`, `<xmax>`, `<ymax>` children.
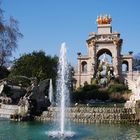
<box><xmin>48</xmin><ymin>43</ymin><xmax>75</xmax><ymax>138</ymax></box>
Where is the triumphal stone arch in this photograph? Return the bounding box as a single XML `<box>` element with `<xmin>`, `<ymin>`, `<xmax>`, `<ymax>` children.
<box><xmin>74</xmin><ymin>15</ymin><xmax>133</xmax><ymax>88</ymax></box>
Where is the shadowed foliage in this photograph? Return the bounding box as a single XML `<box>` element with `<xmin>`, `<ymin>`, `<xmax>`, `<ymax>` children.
<box><xmin>9</xmin><ymin>51</ymin><xmax>58</xmax><ymax>87</ymax></box>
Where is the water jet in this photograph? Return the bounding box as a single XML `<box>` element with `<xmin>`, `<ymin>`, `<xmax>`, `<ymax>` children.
<box><xmin>48</xmin><ymin>42</ymin><xmax>75</xmax><ymax>138</ymax></box>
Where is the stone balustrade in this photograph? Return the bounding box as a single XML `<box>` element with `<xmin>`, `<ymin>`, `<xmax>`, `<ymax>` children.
<box><xmin>36</xmin><ymin>107</ymin><xmax>138</xmax><ymax>124</ymax></box>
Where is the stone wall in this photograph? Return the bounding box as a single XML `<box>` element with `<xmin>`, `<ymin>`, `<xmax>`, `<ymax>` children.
<box><xmin>0</xmin><ymin>104</ymin><xmax>18</xmax><ymax>119</ymax></box>
<box><xmin>36</xmin><ymin>107</ymin><xmax>139</xmax><ymax>124</ymax></box>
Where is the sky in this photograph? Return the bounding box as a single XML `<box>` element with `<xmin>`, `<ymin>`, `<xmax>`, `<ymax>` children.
<box><xmin>2</xmin><ymin>0</ymin><xmax>140</xmax><ymax>65</ymax></box>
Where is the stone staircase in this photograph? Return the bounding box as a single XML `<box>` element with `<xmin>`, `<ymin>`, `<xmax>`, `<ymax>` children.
<box><xmin>124</xmin><ymin>71</ymin><xmax>140</xmax><ymax>92</ymax></box>
<box><xmin>0</xmin><ymin>104</ymin><xmax>18</xmax><ymax>120</ymax></box>
<box><xmin>124</xmin><ymin>74</ymin><xmax>140</xmax><ymax>108</ymax></box>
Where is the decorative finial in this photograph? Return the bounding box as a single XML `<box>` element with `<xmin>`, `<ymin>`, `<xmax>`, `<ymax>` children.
<box><xmin>96</xmin><ymin>14</ymin><xmax>112</xmax><ymax>25</ymax></box>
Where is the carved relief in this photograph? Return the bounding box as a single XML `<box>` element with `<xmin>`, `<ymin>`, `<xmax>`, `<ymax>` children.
<box><xmin>113</xmin><ymin>39</ymin><xmax>123</xmax><ymax>46</ymax></box>
<box><xmin>88</xmin><ymin>40</ymin><xmax>95</xmax><ymax>47</ymax></box>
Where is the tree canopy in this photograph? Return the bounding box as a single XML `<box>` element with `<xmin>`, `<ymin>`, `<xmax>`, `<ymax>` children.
<box><xmin>0</xmin><ymin>3</ymin><xmax>23</xmax><ymax>67</ymax></box>
<box><xmin>9</xmin><ymin>51</ymin><xmax>58</xmax><ymax>84</ymax></box>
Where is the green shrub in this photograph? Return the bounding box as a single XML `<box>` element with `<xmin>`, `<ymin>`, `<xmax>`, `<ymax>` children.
<box><xmin>109</xmin><ymin>92</ymin><xmax>126</xmax><ymax>102</ymax></box>
<box><xmin>71</xmin><ymin>83</ymin><xmax>129</xmax><ymax>103</ymax></box>
<box><xmin>108</xmin><ymin>84</ymin><xmax>128</xmax><ymax>93</ymax></box>
<box><xmin>97</xmin><ymin>90</ymin><xmax>109</xmax><ymax>101</ymax></box>
<box><xmin>82</xmin><ymin>84</ymin><xmax>99</xmax><ymax>91</ymax></box>
<box><xmin>85</xmin><ymin>90</ymin><xmax>97</xmax><ymax>100</ymax></box>
<box><xmin>72</xmin><ymin>84</ymin><xmax>109</xmax><ymax>102</ymax></box>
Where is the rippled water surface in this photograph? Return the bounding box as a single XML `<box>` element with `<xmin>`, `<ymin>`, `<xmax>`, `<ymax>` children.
<box><xmin>0</xmin><ymin>121</ymin><xmax>140</xmax><ymax>140</ymax></box>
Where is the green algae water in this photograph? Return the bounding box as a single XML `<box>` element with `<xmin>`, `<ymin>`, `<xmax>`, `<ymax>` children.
<box><xmin>1</xmin><ymin>121</ymin><xmax>140</xmax><ymax>140</ymax></box>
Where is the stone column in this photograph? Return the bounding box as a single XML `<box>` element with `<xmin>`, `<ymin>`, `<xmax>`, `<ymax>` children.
<box><xmin>129</xmin><ymin>59</ymin><xmax>133</xmax><ymax>73</ymax></box>
<box><xmin>128</xmin><ymin>58</ymin><xmax>133</xmax><ymax>80</ymax></box>
<box><xmin>113</xmin><ymin>39</ymin><xmax>122</xmax><ymax>77</ymax></box>
<box><xmin>87</xmin><ymin>40</ymin><xmax>96</xmax><ymax>77</ymax></box>
<box><xmin>77</xmin><ymin>55</ymin><xmax>82</xmax><ymax>87</ymax></box>
<box><xmin>92</xmin><ymin>46</ymin><xmax>97</xmax><ymax>77</ymax></box>
<box><xmin>112</xmin><ymin>52</ymin><xmax>119</xmax><ymax>76</ymax></box>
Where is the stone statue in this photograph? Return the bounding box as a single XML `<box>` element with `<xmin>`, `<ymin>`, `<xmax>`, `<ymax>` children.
<box><xmin>125</xmin><ymin>76</ymin><xmax>140</xmax><ymax>108</ymax></box>
<box><xmin>96</xmin><ymin>53</ymin><xmax>115</xmax><ymax>87</ymax></box>
<box><xmin>20</xmin><ymin>78</ymin><xmax>50</xmax><ymax>115</ymax></box>
<box><xmin>18</xmin><ymin>97</ymin><xmax>29</xmax><ymax>115</ymax></box>
<box><xmin>0</xmin><ymin>84</ymin><xmax>4</xmax><ymax>95</ymax></box>
<box><xmin>96</xmin><ymin>54</ymin><xmax>109</xmax><ymax>86</ymax></box>
<box><xmin>136</xmin><ymin>76</ymin><xmax>140</xmax><ymax>88</ymax></box>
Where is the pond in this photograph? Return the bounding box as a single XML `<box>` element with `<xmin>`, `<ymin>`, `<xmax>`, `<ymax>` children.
<box><xmin>0</xmin><ymin>121</ymin><xmax>140</xmax><ymax>140</ymax></box>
